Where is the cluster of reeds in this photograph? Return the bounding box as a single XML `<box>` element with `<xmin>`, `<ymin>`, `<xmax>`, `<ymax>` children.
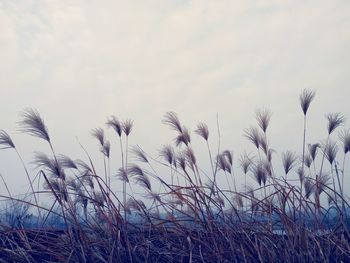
<box><xmin>0</xmin><ymin>90</ymin><xmax>349</xmax><ymax>262</ymax></box>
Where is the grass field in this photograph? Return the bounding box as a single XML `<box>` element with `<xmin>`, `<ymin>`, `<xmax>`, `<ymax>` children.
<box><xmin>0</xmin><ymin>89</ymin><xmax>349</xmax><ymax>262</ymax></box>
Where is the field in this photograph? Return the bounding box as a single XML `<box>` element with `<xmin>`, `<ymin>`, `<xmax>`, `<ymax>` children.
<box><xmin>0</xmin><ymin>89</ymin><xmax>349</xmax><ymax>262</ymax></box>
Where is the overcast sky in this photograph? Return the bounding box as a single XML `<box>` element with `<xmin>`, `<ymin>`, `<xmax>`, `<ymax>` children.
<box><xmin>0</xmin><ymin>0</ymin><xmax>350</xmax><ymax>198</ymax></box>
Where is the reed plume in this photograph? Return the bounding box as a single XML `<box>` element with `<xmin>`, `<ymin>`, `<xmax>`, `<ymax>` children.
<box><xmin>304</xmin><ymin>178</ymin><xmax>315</xmax><ymax>199</ymax></box>
<box><xmin>131</xmin><ymin>145</ymin><xmax>149</xmax><ymax>163</ymax></box>
<box><xmin>299</xmin><ymin>89</ymin><xmax>315</xmax><ymax>116</ymax></box>
<box><xmin>322</xmin><ymin>140</ymin><xmax>338</xmax><ymax>166</ymax></box>
<box><xmin>250</xmin><ymin>162</ymin><xmax>267</xmax><ymax>187</ymax></box>
<box><xmin>300</xmin><ymin>89</ymin><xmax>315</xmax><ymax>205</ymax></box>
<box><xmin>175</xmin><ymin>126</ymin><xmax>191</xmax><ymax>146</ymax></box>
<box><xmin>106</xmin><ymin>115</ymin><xmax>122</xmax><ymax>137</ymax></box>
<box><xmin>128</xmin><ymin>164</ymin><xmax>151</xmax><ymax>191</ymax></box>
<box><xmin>122</xmin><ymin>119</ymin><xmax>133</xmax><ymax>136</ymax></box>
<box><xmin>255</xmin><ymin>108</ymin><xmax>271</xmax><ymax>134</ymax></box>
<box><xmin>116</xmin><ymin>167</ymin><xmax>129</xmax><ymax>183</ymax></box>
<box><xmin>162</xmin><ymin>112</ymin><xmax>183</xmax><ymax>133</ymax></box>
<box><xmin>244</xmin><ymin>126</ymin><xmax>262</xmax><ymax>150</ymax></box>
<box><xmin>282</xmin><ymin>150</ymin><xmax>298</xmax><ymax>175</ymax></box>
<box><xmin>18</xmin><ymin>108</ymin><xmax>50</xmax><ymax>142</ymax></box>
<box><xmin>34</xmin><ymin>152</ymin><xmax>65</xmax><ymax>180</ymax></box>
<box><xmin>0</xmin><ymin>130</ymin><xmax>15</xmax><ymax>149</ymax></box>
<box><xmin>57</xmin><ymin>154</ymin><xmax>78</xmax><ymax>170</ymax></box>
<box><xmin>326</xmin><ymin>112</ymin><xmax>345</xmax><ymax>135</ymax></box>
<box><xmin>308</xmin><ymin>143</ymin><xmax>320</xmax><ymax>161</ymax></box>
<box><xmin>195</xmin><ymin>122</ymin><xmax>209</xmax><ymax>141</ymax></box>
<box><xmin>339</xmin><ymin>129</ymin><xmax>350</xmax><ymax>154</ymax></box>
<box><xmin>159</xmin><ymin>145</ymin><xmax>175</xmax><ymax>165</ymax></box>
<box><xmin>338</xmin><ymin>129</ymin><xmax>350</xmax><ymax>195</ymax></box>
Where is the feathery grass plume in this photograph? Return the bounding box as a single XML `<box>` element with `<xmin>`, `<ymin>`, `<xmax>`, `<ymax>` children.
<box><xmin>339</xmin><ymin>129</ymin><xmax>350</xmax><ymax>154</ymax></box>
<box><xmin>338</xmin><ymin>129</ymin><xmax>350</xmax><ymax>195</ymax></box>
<box><xmin>251</xmin><ymin>162</ymin><xmax>266</xmax><ymax>186</ymax></box>
<box><xmin>217</xmin><ymin>153</ymin><xmax>231</xmax><ymax>173</ymax></box>
<box><xmin>266</xmin><ymin>148</ymin><xmax>275</xmax><ymax>163</ymax></box>
<box><xmin>300</xmin><ymin>89</ymin><xmax>315</xmax><ymax>193</ymax></box>
<box><xmin>195</xmin><ymin>122</ymin><xmax>209</xmax><ymax>141</ymax></box>
<box><xmin>127</xmin><ymin>164</ymin><xmax>145</xmax><ymax>178</ymax></box>
<box><xmin>282</xmin><ymin>150</ymin><xmax>298</xmax><ymax>175</ymax></box>
<box><xmin>297</xmin><ymin>167</ymin><xmax>305</xmax><ymax>183</ymax></box>
<box><xmin>222</xmin><ymin>150</ymin><xmax>233</xmax><ymax>166</ymax></box>
<box><xmin>304</xmin><ymin>154</ymin><xmax>313</xmax><ymax>168</ymax></box>
<box><xmin>263</xmin><ymin>160</ymin><xmax>272</xmax><ymax>177</ymax></box>
<box><xmin>259</xmin><ymin>136</ymin><xmax>269</xmax><ymax>155</ymax></box>
<box><xmin>239</xmin><ymin>152</ymin><xmax>253</xmax><ymax>174</ymax></box>
<box><xmin>122</xmin><ymin>119</ymin><xmax>133</xmax><ymax>136</ymax></box>
<box><xmin>57</xmin><ymin>154</ymin><xmax>78</xmax><ymax>170</ymax></box>
<box><xmin>299</xmin><ymin>89</ymin><xmax>316</xmax><ymax>116</ymax></box>
<box><xmin>44</xmin><ymin>178</ymin><xmax>68</xmax><ymax>202</ymax></box>
<box><xmin>326</xmin><ymin>112</ymin><xmax>345</xmax><ymax>135</ymax></box>
<box><xmin>322</xmin><ymin>140</ymin><xmax>338</xmax><ymax>165</ymax></box>
<box><xmin>75</xmin><ymin>159</ymin><xmax>93</xmax><ymax>174</ymax></box>
<box><xmin>131</xmin><ymin>145</ymin><xmax>149</xmax><ymax>163</ymax></box>
<box><xmin>317</xmin><ymin>172</ymin><xmax>331</xmax><ymax>194</ymax></box>
<box><xmin>304</xmin><ymin>178</ymin><xmax>315</xmax><ymax>199</ymax></box>
<box><xmin>81</xmin><ymin>171</ymin><xmax>94</xmax><ymax>189</ymax></box>
<box><xmin>34</xmin><ymin>152</ymin><xmax>65</xmax><ymax>180</ymax></box>
<box><xmin>90</xmin><ymin>128</ymin><xmax>105</xmax><ymax>146</ymax></box>
<box><xmin>308</xmin><ymin>143</ymin><xmax>320</xmax><ymax>161</ymax></box>
<box><xmin>175</xmin><ymin>126</ymin><xmax>191</xmax><ymax>146</ymax></box>
<box><xmin>243</xmin><ymin>126</ymin><xmax>262</xmax><ymax>149</ymax></box>
<box><xmin>106</xmin><ymin>115</ymin><xmax>122</xmax><ymax>137</ymax></box>
<box><xmin>159</xmin><ymin>144</ymin><xmax>174</xmax><ymax>165</ymax></box>
<box><xmin>0</xmin><ymin>130</ymin><xmax>15</xmax><ymax>149</ymax></box>
<box><xmin>18</xmin><ymin>108</ymin><xmax>50</xmax><ymax>142</ymax></box>
<box><xmin>102</xmin><ymin>140</ymin><xmax>111</xmax><ymax>158</ymax></box>
<box><xmin>128</xmin><ymin>164</ymin><xmax>151</xmax><ymax>191</ymax></box>
<box><xmin>185</xmin><ymin>147</ymin><xmax>197</xmax><ymax>171</ymax></box>
<box><xmin>162</xmin><ymin>111</ymin><xmax>183</xmax><ymax>133</ymax></box>
<box><xmin>116</xmin><ymin>167</ymin><xmax>129</xmax><ymax>183</ymax></box>
<box><xmin>255</xmin><ymin>108</ymin><xmax>271</xmax><ymax>133</ymax></box>
<box><xmin>176</xmin><ymin>152</ymin><xmax>187</xmax><ymax>172</ymax></box>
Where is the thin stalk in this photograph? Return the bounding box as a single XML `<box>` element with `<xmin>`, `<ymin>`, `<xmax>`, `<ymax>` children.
<box><xmin>317</xmin><ymin>135</ymin><xmax>330</xmax><ymax>210</ymax></box>
<box><xmin>103</xmin><ymin>157</ymin><xmax>108</xmax><ymax>191</ymax></box>
<box><xmin>301</xmin><ymin>115</ymin><xmax>306</xmax><ymax>178</ymax></box>
<box><xmin>124</xmin><ymin>135</ymin><xmax>129</xmax><ymax>225</ymax></box>
<box><xmin>206</xmin><ymin>141</ymin><xmax>215</xmax><ymax>178</ymax></box>
<box><xmin>342</xmin><ymin>154</ymin><xmax>346</xmax><ymax>197</ymax></box>
<box><xmin>300</xmin><ymin>115</ymin><xmax>306</xmax><ymax>218</ymax></box>
<box><xmin>15</xmin><ymin>148</ymin><xmax>42</xmax><ymax>219</ymax></box>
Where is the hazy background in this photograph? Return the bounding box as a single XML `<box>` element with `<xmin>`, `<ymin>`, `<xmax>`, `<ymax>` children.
<box><xmin>0</xmin><ymin>0</ymin><xmax>349</xmax><ymax>200</ymax></box>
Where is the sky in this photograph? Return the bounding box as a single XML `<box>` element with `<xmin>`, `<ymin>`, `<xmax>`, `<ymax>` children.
<box><xmin>0</xmin><ymin>0</ymin><xmax>350</xmax><ymax>200</ymax></box>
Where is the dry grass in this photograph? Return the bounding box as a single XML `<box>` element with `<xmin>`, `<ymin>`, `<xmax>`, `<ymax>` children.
<box><xmin>0</xmin><ymin>91</ymin><xmax>349</xmax><ymax>262</ymax></box>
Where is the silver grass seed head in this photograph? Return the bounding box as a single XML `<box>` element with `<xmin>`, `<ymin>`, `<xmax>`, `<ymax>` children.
<box><xmin>299</xmin><ymin>89</ymin><xmax>316</xmax><ymax>116</ymax></box>
<box><xmin>18</xmin><ymin>108</ymin><xmax>50</xmax><ymax>142</ymax></box>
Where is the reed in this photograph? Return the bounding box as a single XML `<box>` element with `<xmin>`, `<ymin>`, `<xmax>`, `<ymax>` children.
<box><xmin>0</xmin><ymin>91</ymin><xmax>349</xmax><ymax>262</ymax></box>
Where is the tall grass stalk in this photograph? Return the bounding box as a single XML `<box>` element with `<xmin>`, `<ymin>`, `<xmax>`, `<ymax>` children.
<box><xmin>0</xmin><ymin>92</ymin><xmax>349</xmax><ymax>262</ymax></box>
